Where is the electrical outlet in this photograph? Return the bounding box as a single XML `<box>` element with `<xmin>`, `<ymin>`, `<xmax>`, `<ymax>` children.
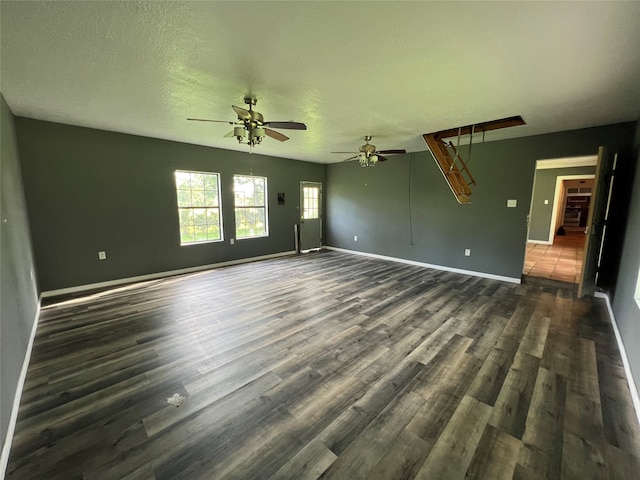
<box><xmin>464</xmin><ymin>249</ymin><xmax>471</xmax><ymax>256</ymax></box>
<box><xmin>98</xmin><ymin>251</ymin><xmax>107</xmax><ymax>260</ymax></box>
<box><xmin>230</xmin><ymin>238</ymin><xmax>235</xmax><ymax>245</ymax></box>
<box><xmin>354</xmin><ymin>235</ymin><xmax>358</xmax><ymax>242</ymax></box>
<box><xmin>544</xmin><ymin>199</ymin><xmax>549</xmax><ymax>205</ymax></box>
<box><xmin>507</xmin><ymin>199</ymin><xmax>517</xmax><ymax>208</ymax></box>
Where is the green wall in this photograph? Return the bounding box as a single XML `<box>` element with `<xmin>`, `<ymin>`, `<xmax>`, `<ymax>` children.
<box><xmin>326</xmin><ymin>122</ymin><xmax>636</xmax><ymax>281</ymax></box>
<box><xmin>0</xmin><ymin>95</ymin><xmax>39</xmax><ymax>457</ymax></box>
<box><xmin>15</xmin><ymin>118</ymin><xmax>325</xmax><ymax>292</ymax></box>
<box><xmin>528</xmin><ymin>165</ymin><xmax>596</xmax><ymax>242</ymax></box>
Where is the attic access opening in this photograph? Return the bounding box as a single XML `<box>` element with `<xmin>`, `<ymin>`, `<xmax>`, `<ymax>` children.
<box><xmin>422</xmin><ymin>116</ymin><xmax>526</xmax><ymax>204</ymax></box>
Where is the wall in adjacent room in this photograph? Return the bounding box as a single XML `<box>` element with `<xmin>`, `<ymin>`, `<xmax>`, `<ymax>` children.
<box><xmin>0</xmin><ymin>95</ymin><xmax>39</xmax><ymax>462</ymax></box>
<box><xmin>15</xmin><ymin>118</ymin><xmax>325</xmax><ymax>292</ymax></box>
<box><xmin>325</xmin><ymin>122</ymin><xmax>636</xmax><ymax>282</ymax></box>
<box><xmin>528</xmin><ymin>165</ymin><xmax>595</xmax><ymax>242</ymax></box>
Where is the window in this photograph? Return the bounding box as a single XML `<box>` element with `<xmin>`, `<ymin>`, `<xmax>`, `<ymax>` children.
<box><xmin>175</xmin><ymin>170</ymin><xmax>222</xmax><ymax>245</ymax></box>
<box><xmin>303</xmin><ymin>185</ymin><xmax>320</xmax><ymax>219</ymax></box>
<box><xmin>234</xmin><ymin>175</ymin><xmax>268</xmax><ymax>239</ymax></box>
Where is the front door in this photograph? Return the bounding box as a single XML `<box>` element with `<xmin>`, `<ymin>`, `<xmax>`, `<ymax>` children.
<box><xmin>578</xmin><ymin>146</ymin><xmax>614</xmax><ymax>298</ymax></box>
<box><xmin>300</xmin><ymin>182</ymin><xmax>322</xmax><ymax>250</ymax></box>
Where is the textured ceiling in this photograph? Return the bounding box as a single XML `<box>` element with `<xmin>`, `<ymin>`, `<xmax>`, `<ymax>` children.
<box><xmin>2</xmin><ymin>1</ymin><xmax>640</xmax><ymax>164</ymax></box>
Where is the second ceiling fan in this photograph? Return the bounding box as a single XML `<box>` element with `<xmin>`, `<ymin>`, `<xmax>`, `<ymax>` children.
<box><xmin>332</xmin><ymin>136</ymin><xmax>406</xmax><ymax>167</ymax></box>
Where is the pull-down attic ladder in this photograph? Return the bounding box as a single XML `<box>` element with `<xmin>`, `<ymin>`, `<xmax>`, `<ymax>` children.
<box><xmin>422</xmin><ymin>115</ymin><xmax>525</xmax><ymax>204</ymax></box>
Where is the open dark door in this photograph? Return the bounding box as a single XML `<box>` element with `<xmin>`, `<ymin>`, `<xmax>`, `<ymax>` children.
<box><xmin>578</xmin><ymin>146</ymin><xmax>614</xmax><ymax>297</ymax></box>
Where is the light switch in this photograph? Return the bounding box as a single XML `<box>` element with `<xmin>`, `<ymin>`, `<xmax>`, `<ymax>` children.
<box><xmin>507</xmin><ymin>199</ymin><xmax>517</xmax><ymax>208</ymax></box>
<box><xmin>98</xmin><ymin>251</ymin><xmax>106</xmax><ymax>260</ymax></box>
<box><xmin>544</xmin><ymin>199</ymin><xmax>549</xmax><ymax>205</ymax></box>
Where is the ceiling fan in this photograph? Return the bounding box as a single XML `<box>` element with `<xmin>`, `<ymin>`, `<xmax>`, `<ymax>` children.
<box><xmin>187</xmin><ymin>97</ymin><xmax>306</xmax><ymax>150</ymax></box>
<box><xmin>332</xmin><ymin>136</ymin><xmax>407</xmax><ymax>167</ymax></box>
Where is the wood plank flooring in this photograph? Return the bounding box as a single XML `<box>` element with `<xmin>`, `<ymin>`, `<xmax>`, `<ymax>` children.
<box><xmin>6</xmin><ymin>250</ymin><xmax>640</xmax><ymax>479</ymax></box>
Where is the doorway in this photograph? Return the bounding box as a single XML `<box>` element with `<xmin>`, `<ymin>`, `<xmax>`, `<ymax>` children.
<box><xmin>524</xmin><ymin>157</ymin><xmax>596</xmax><ymax>283</ymax></box>
<box><xmin>299</xmin><ymin>181</ymin><xmax>322</xmax><ymax>251</ymax></box>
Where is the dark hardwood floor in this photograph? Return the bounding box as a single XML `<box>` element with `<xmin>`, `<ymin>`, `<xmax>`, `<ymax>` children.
<box><xmin>6</xmin><ymin>251</ymin><xmax>640</xmax><ymax>479</ymax></box>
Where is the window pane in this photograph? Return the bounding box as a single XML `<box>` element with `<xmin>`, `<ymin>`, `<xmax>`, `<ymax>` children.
<box><xmin>234</xmin><ymin>175</ymin><xmax>268</xmax><ymax>239</ymax></box>
<box><xmin>191</xmin><ymin>173</ymin><xmax>205</xmax><ymax>189</ymax></box>
<box><xmin>179</xmin><ymin>208</ymin><xmax>194</xmax><ymax>227</ymax></box>
<box><xmin>204</xmin><ymin>174</ymin><xmax>218</xmax><ymax>190</ymax></box>
<box><xmin>194</xmin><ymin>225</ymin><xmax>208</xmax><ymax>242</ymax></box>
<box><xmin>206</xmin><ymin>208</ymin><xmax>219</xmax><ymax>225</ymax></box>
<box><xmin>177</xmin><ymin>190</ymin><xmax>192</xmax><ymax>207</ymax></box>
<box><xmin>175</xmin><ymin>170</ymin><xmax>223</xmax><ymax>245</ymax></box>
<box><xmin>193</xmin><ymin>208</ymin><xmax>207</xmax><ymax>225</ymax></box>
<box><xmin>303</xmin><ymin>186</ymin><xmax>319</xmax><ymax>219</ymax></box>
<box><xmin>180</xmin><ymin>226</ymin><xmax>195</xmax><ymax>244</ymax></box>
<box><xmin>207</xmin><ymin>224</ymin><xmax>220</xmax><ymax>239</ymax></box>
<box><xmin>191</xmin><ymin>190</ymin><xmax>205</xmax><ymax>207</ymax></box>
<box><xmin>175</xmin><ymin>171</ymin><xmax>191</xmax><ymax>190</ymax></box>
<box><xmin>205</xmin><ymin>189</ymin><xmax>218</xmax><ymax>206</ymax></box>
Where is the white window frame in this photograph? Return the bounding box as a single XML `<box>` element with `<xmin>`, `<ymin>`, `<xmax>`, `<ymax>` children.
<box><xmin>174</xmin><ymin>169</ymin><xmax>223</xmax><ymax>245</ymax></box>
<box><xmin>635</xmin><ymin>266</ymin><xmax>640</xmax><ymax>310</ymax></box>
<box><xmin>234</xmin><ymin>174</ymin><xmax>269</xmax><ymax>239</ymax></box>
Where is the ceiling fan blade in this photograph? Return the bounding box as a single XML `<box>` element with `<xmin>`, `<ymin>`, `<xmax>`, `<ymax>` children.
<box><xmin>232</xmin><ymin>105</ymin><xmax>252</xmax><ymax>121</ymax></box>
<box><xmin>331</xmin><ymin>151</ymin><xmax>358</xmax><ymax>154</ymax></box>
<box><xmin>224</xmin><ymin>130</ymin><xmax>236</xmax><ymax>138</ymax></box>
<box><xmin>377</xmin><ymin>155</ymin><xmax>390</xmax><ymax>162</ymax></box>
<box><xmin>187</xmin><ymin>118</ymin><xmax>235</xmax><ymax>124</ymax></box>
<box><xmin>377</xmin><ymin>149</ymin><xmax>406</xmax><ymax>155</ymax></box>
<box><xmin>264</xmin><ymin>121</ymin><xmax>307</xmax><ymax>130</ymax></box>
<box><xmin>264</xmin><ymin>128</ymin><xmax>289</xmax><ymax>142</ymax></box>
<box><xmin>343</xmin><ymin>155</ymin><xmax>358</xmax><ymax>162</ymax></box>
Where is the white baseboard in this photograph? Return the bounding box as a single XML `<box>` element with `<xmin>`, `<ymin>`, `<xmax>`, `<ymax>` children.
<box><xmin>324</xmin><ymin>246</ymin><xmax>521</xmax><ymax>284</ymax></box>
<box><xmin>41</xmin><ymin>251</ymin><xmax>297</xmax><ymax>299</ymax></box>
<box><xmin>527</xmin><ymin>239</ymin><xmax>552</xmax><ymax>245</ymax></box>
<box><xmin>1</xmin><ymin>300</ymin><xmax>41</xmax><ymax>480</ymax></box>
<box><xmin>595</xmin><ymin>291</ymin><xmax>640</xmax><ymax>428</ymax></box>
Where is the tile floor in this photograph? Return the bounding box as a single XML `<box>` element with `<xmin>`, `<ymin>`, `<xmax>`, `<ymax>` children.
<box><xmin>524</xmin><ymin>230</ymin><xmax>586</xmax><ymax>283</ymax></box>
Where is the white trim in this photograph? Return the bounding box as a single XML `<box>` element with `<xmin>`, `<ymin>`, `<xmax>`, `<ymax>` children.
<box><xmin>594</xmin><ymin>291</ymin><xmax>640</xmax><ymax>428</ymax></box>
<box><xmin>527</xmin><ymin>239</ymin><xmax>552</xmax><ymax>245</ymax></box>
<box><xmin>536</xmin><ymin>155</ymin><xmax>598</xmax><ymax>170</ymax></box>
<box><xmin>635</xmin><ymin>269</ymin><xmax>640</xmax><ymax>310</ymax></box>
<box><xmin>1</xmin><ymin>300</ymin><xmax>41</xmax><ymax>479</ymax></box>
<box><xmin>546</xmin><ymin>174</ymin><xmax>595</xmax><ymax>244</ymax></box>
<box><xmin>324</xmin><ymin>246</ymin><xmax>521</xmax><ymax>284</ymax></box>
<box><xmin>41</xmin><ymin>251</ymin><xmax>296</xmax><ymax>298</ymax></box>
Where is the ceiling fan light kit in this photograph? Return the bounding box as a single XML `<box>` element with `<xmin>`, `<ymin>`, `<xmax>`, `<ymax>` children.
<box><xmin>233</xmin><ymin>126</ymin><xmax>246</xmax><ymax>139</ymax></box>
<box><xmin>359</xmin><ymin>153</ymin><xmax>378</xmax><ymax>167</ymax></box>
<box><xmin>188</xmin><ymin>96</ymin><xmax>307</xmax><ymax>152</ymax></box>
